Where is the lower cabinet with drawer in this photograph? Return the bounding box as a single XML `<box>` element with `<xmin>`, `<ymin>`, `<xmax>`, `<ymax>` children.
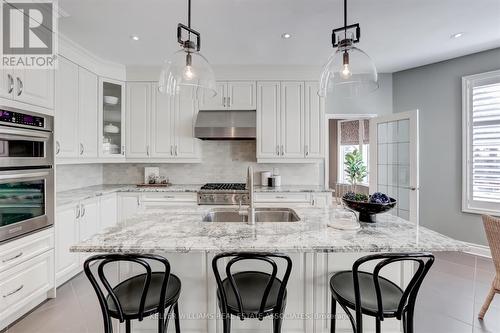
<box><xmin>255</xmin><ymin>192</ymin><xmax>331</xmax><ymax>207</ymax></box>
<box><xmin>0</xmin><ymin>231</ymin><xmax>54</xmax><ymax>331</ymax></box>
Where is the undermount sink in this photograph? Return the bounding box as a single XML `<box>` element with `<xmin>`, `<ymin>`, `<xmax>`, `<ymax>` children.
<box><xmin>202</xmin><ymin>208</ymin><xmax>300</xmax><ymax>223</ymax></box>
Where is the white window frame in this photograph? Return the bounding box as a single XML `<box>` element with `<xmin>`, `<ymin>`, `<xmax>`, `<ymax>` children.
<box><xmin>337</xmin><ymin>119</ymin><xmax>369</xmax><ymax>186</ymax></box>
<box><xmin>462</xmin><ymin>69</ymin><xmax>500</xmax><ymax>215</ymax></box>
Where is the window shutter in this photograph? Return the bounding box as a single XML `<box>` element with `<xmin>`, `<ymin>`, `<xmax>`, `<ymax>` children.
<box><xmin>471</xmin><ymin>82</ymin><xmax>500</xmax><ymax>204</ymax></box>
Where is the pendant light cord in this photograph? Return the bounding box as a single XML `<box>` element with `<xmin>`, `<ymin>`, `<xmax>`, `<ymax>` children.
<box><xmin>343</xmin><ymin>0</ymin><xmax>347</xmax><ymax>40</ymax></box>
<box><xmin>187</xmin><ymin>0</ymin><xmax>192</xmax><ymax>42</ymax></box>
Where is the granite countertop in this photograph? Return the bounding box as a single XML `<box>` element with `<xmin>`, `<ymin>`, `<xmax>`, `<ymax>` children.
<box><xmin>70</xmin><ymin>205</ymin><xmax>466</xmax><ymax>254</ymax></box>
<box><xmin>57</xmin><ymin>184</ymin><xmax>332</xmax><ymax>207</ymax></box>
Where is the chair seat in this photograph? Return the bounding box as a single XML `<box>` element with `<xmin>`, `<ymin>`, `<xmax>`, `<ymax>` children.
<box><xmin>330</xmin><ymin>271</ymin><xmax>403</xmax><ymax>315</ymax></box>
<box><xmin>106</xmin><ymin>272</ymin><xmax>181</xmax><ymax>319</ymax></box>
<box><xmin>218</xmin><ymin>271</ymin><xmax>286</xmax><ymax>316</ymax></box>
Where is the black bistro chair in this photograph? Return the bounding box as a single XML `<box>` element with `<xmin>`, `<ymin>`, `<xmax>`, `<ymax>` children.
<box><xmin>84</xmin><ymin>254</ymin><xmax>181</xmax><ymax>333</ymax></box>
<box><xmin>212</xmin><ymin>252</ymin><xmax>293</xmax><ymax>333</ymax></box>
<box><xmin>329</xmin><ymin>252</ymin><xmax>434</xmax><ymax>333</ymax></box>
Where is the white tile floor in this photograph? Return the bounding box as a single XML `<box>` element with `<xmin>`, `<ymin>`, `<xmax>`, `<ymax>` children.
<box><xmin>3</xmin><ymin>252</ymin><xmax>498</xmax><ymax>333</ymax></box>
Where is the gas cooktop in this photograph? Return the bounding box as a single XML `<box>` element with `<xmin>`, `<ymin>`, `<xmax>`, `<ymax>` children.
<box><xmin>198</xmin><ymin>183</ymin><xmax>248</xmax><ymax>205</ymax></box>
<box><xmin>200</xmin><ymin>183</ymin><xmax>246</xmax><ymax>191</ymax></box>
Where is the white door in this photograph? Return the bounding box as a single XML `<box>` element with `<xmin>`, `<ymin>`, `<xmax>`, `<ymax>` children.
<box><xmin>13</xmin><ymin>69</ymin><xmax>54</xmax><ymax>109</ymax></box>
<box><xmin>304</xmin><ymin>81</ymin><xmax>324</xmax><ymax>158</ymax></box>
<box><xmin>78</xmin><ymin>67</ymin><xmax>98</xmax><ymax>158</ymax></box>
<box><xmin>369</xmin><ymin>110</ymin><xmax>419</xmax><ymax>224</ymax></box>
<box><xmin>280</xmin><ymin>81</ymin><xmax>305</xmax><ymax>158</ymax></box>
<box><xmin>55</xmin><ymin>57</ymin><xmax>79</xmax><ymax>158</ymax></box>
<box><xmin>174</xmin><ymin>88</ymin><xmax>200</xmax><ymax>159</ymax></box>
<box><xmin>257</xmin><ymin>81</ymin><xmax>280</xmax><ymax>159</ymax></box>
<box><xmin>0</xmin><ymin>69</ymin><xmax>14</xmax><ymax>99</ymax></box>
<box><xmin>227</xmin><ymin>81</ymin><xmax>256</xmax><ymax>110</ymax></box>
<box><xmin>55</xmin><ymin>205</ymin><xmax>80</xmax><ymax>286</ymax></box>
<box><xmin>126</xmin><ymin>82</ymin><xmax>151</xmax><ymax>158</ymax></box>
<box><xmin>199</xmin><ymin>82</ymin><xmax>226</xmax><ymax>110</ymax></box>
<box><xmin>151</xmin><ymin>83</ymin><xmax>175</xmax><ymax>158</ymax></box>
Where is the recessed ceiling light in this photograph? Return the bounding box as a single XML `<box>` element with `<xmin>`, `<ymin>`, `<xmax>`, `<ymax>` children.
<box><xmin>450</xmin><ymin>32</ymin><xmax>464</xmax><ymax>39</ymax></box>
<box><xmin>281</xmin><ymin>33</ymin><xmax>292</xmax><ymax>39</ymax></box>
<box><xmin>130</xmin><ymin>35</ymin><xmax>140</xmax><ymax>41</ymax></box>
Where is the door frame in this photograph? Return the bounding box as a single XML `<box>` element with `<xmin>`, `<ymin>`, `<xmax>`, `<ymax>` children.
<box><xmin>323</xmin><ymin>113</ymin><xmax>377</xmax><ymax>190</ymax></box>
<box><xmin>369</xmin><ymin>109</ymin><xmax>420</xmax><ymax>225</ymax></box>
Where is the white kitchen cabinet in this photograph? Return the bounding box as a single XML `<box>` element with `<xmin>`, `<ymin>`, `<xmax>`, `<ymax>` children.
<box><xmin>257</xmin><ymin>81</ymin><xmax>323</xmax><ymax>162</ymax></box>
<box><xmin>304</xmin><ymin>82</ymin><xmax>324</xmax><ymax>159</ymax></box>
<box><xmin>151</xmin><ymin>85</ymin><xmax>175</xmax><ymax>158</ymax></box>
<box><xmin>0</xmin><ymin>68</ymin><xmax>14</xmax><ymax>99</ymax></box>
<box><xmin>100</xmin><ymin>194</ymin><xmax>118</xmax><ymax>230</ymax></box>
<box><xmin>256</xmin><ymin>81</ymin><xmax>281</xmax><ymax>159</ymax></box>
<box><xmin>126</xmin><ymin>82</ymin><xmax>151</xmax><ymax>158</ymax></box>
<box><xmin>78</xmin><ymin>67</ymin><xmax>98</xmax><ymax>158</ymax></box>
<box><xmin>118</xmin><ymin>193</ymin><xmax>143</xmax><ymax>223</ymax></box>
<box><xmin>55</xmin><ymin>205</ymin><xmax>80</xmax><ymax>286</ymax></box>
<box><xmin>14</xmin><ymin>69</ymin><xmax>54</xmax><ymax>109</ymax></box>
<box><xmin>280</xmin><ymin>81</ymin><xmax>305</xmax><ymax>158</ymax></box>
<box><xmin>78</xmin><ymin>199</ymin><xmax>99</xmax><ymax>241</ymax></box>
<box><xmin>200</xmin><ymin>81</ymin><xmax>256</xmax><ymax>110</ymax></box>
<box><xmin>174</xmin><ymin>88</ymin><xmax>200</xmax><ymax>158</ymax></box>
<box><xmin>100</xmin><ymin>78</ymin><xmax>126</xmax><ymax>158</ymax></box>
<box><xmin>55</xmin><ymin>57</ymin><xmax>79</xmax><ymax>158</ymax></box>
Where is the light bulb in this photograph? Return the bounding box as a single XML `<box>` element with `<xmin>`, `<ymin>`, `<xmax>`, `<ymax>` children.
<box><xmin>341</xmin><ymin>64</ymin><xmax>352</xmax><ymax>79</ymax></box>
<box><xmin>183</xmin><ymin>65</ymin><xmax>194</xmax><ymax>80</ymax></box>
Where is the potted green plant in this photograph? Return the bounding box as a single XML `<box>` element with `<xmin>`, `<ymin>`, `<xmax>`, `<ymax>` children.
<box><xmin>344</xmin><ymin>149</ymin><xmax>367</xmax><ymax>192</ymax></box>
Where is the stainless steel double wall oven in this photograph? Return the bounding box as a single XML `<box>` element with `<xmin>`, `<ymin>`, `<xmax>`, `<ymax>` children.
<box><xmin>0</xmin><ymin>107</ymin><xmax>54</xmax><ymax>243</ymax></box>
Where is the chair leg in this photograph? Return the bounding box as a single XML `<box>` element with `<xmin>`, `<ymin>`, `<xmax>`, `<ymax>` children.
<box><xmin>330</xmin><ymin>297</ymin><xmax>337</xmax><ymax>333</ymax></box>
<box><xmin>174</xmin><ymin>302</ymin><xmax>181</xmax><ymax>333</ymax></box>
<box><xmin>479</xmin><ymin>286</ymin><xmax>497</xmax><ymax>319</ymax></box>
<box><xmin>125</xmin><ymin>320</ymin><xmax>131</xmax><ymax>333</ymax></box>
<box><xmin>375</xmin><ymin>318</ymin><xmax>381</xmax><ymax>333</ymax></box>
<box><xmin>222</xmin><ymin>314</ymin><xmax>231</xmax><ymax>333</ymax></box>
<box><xmin>273</xmin><ymin>314</ymin><xmax>283</xmax><ymax>333</ymax></box>
<box><xmin>405</xmin><ymin>308</ymin><xmax>415</xmax><ymax>333</ymax></box>
<box><xmin>338</xmin><ymin>303</ymin><xmax>356</xmax><ymax>333</ymax></box>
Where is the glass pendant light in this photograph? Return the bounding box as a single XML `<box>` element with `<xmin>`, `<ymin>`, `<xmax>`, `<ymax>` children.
<box><xmin>159</xmin><ymin>0</ymin><xmax>216</xmax><ymax>98</ymax></box>
<box><xmin>318</xmin><ymin>0</ymin><xmax>378</xmax><ymax>98</ymax></box>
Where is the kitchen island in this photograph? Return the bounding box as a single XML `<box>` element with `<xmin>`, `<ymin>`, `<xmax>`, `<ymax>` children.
<box><xmin>71</xmin><ymin>206</ymin><xmax>465</xmax><ymax>333</ymax></box>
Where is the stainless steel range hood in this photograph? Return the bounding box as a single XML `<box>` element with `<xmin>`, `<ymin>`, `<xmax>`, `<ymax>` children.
<box><xmin>194</xmin><ymin>110</ymin><xmax>256</xmax><ymax>140</ymax></box>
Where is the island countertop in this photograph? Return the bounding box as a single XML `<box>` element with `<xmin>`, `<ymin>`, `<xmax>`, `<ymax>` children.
<box><xmin>70</xmin><ymin>205</ymin><xmax>466</xmax><ymax>254</ymax></box>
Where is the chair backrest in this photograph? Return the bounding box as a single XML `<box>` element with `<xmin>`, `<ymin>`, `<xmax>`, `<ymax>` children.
<box><xmin>482</xmin><ymin>215</ymin><xmax>500</xmax><ymax>279</ymax></box>
<box><xmin>352</xmin><ymin>253</ymin><xmax>434</xmax><ymax>321</ymax></box>
<box><xmin>212</xmin><ymin>252</ymin><xmax>292</xmax><ymax>320</ymax></box>
<box><xmin>83</xmin><ymin>253</ymin><xmax>172</xmax><ymax>326</ymax></box>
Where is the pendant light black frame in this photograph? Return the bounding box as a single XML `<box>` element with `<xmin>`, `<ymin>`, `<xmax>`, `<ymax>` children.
<box><xmin>176</xmin><ymin>0</ymin><xmax>201</xmax><ymax>52</ymax></box>
<box><xmin>331</xmin><ymin>0</ymin><xmax>361</xmax><ymax>47</ymax></box>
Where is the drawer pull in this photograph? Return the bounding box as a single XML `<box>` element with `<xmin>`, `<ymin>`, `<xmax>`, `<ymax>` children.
<box><xmin>2</xmin><ymin>251</ymin><xmax>23</xmax><ymax>263</ymax></box>
<box><xmin>3</xmin><ymin>285</ymin><xmax>24</xmax><ymax>298</ymax></box>
<box><xmin>275</xmin><ymin>196</ymin><xmax>285</xmax><ymax>199</ymax></box>
<box><xmin>164</xmin><ymin>196</ymin><xmax>175</xmax><ymax>199</ymax></box>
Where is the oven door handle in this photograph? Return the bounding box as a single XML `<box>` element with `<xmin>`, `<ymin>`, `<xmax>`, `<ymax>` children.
<box><xmin>0</xmin><ymin>126</ymin><xmax>51</xmax><ymax>141</ymax></box>
<box><xmin>0</xmin><ymin>171</ymin><xmax>50</xmax><ymax>181</ymax></box>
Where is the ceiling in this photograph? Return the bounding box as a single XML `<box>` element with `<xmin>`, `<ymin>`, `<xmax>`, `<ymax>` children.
<box><xmin>58</xmin><ymin>0</ymin><xmax>500</xmax><ymax>72</ymax></box>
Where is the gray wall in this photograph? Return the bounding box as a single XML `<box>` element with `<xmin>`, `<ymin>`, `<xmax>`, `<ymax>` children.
<box><xmin>326</xmin><ymin>73</ymin><xmax>393</xmax><ymax>115</ymax></box>
<box><xmin>393</xmin><ymin>48</ymin><xmax>500</xmax><ymax>246</ymax></box>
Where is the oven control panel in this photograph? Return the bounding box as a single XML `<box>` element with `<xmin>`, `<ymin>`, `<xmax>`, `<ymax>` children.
<box><xmin>0</xmin><ymin>110</ymin><xmax>45</xmax><ymax>128</ymax></box>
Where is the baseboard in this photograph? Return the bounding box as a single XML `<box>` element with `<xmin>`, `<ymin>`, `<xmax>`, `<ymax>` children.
<box><xmin>463</xmin><ymin>242</ymin><xmax>491</xmax><ymax>258</ymax></box>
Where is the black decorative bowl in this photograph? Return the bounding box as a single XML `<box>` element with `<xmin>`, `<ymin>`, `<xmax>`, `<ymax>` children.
<box><xmin>342</xmin><ymin>198</ymin><xmax>397</xmax><ymax>223</ymax></box>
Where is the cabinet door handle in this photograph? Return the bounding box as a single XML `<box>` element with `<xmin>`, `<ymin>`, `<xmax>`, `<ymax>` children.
<box><xmin>7</xmin><ymin>74</ymin><xmax>13</xmax><ymax>94</ymax></box>
<box><xmin>3</xmin><ymin>285</ymin><xmax>24</xmax><ymax>298</ymax></box>
<box><xmin>223</xmin><ymin>97</ymin><xmax>226</xmax><ymax>107</ymax></box>
<box><xmin>136</xmin><ymin>197</ymin><xmax>141</xmax><ymax>207</ymax></box>
<box><xmin>305</xmin><ymin>145</ymin><xmax>309</xmax><ymax>157</ymax></box>
<box><xmin>80</xmin><ymin>143</ymin><xmax>84</xmax><ymax>155</ymax></box>
<box><xmin>81</xmin><ymin>204</ymin><xmax>86</xmax><ymax>217</ymax></box>
<box><xmin>170</xmin><ymin>145</ymin><xmax>173</xmax><ymax>156</ymax></box>
<box><xmin>2</xmin><ymin>251</ymin><xmax>23</xmax><ymax>263</ymax></box>
<box><xmin>175</xmin><ymin>145</ymin><xmax>178</xmax><ymax>156</ymax></box>
<box><xmin>276</xmin><ymin>145</ymin><xmax>280</xmax><ymax>156</ymax></box>
<box><xmin>228</xmin><ymin>97</ymin><xmax>231</xmax><ymax>107</ymax></box>
<box><xmin>281</xmin><ymin>145</ymin><xmax>284</xmax><ymax>156</ymax></box>
<box><xmin>76</xmin><ymin>205</ymin><xmax>81</xmax><ymax>219</ymax></box>
<box><xmin>146</xmin><ymin>145</ymin><xmax>150</xmax><ymax>156</ymax></box>
<box><xmin>121</xmin><ymin>145</ymin><xmax>125</xmax><ymax>155</ymax></box>
<box><xmin>56</xmin><ymin>141</ymin><xmax>60</xmax><ymax>155</ymax></box>
<box><xmin>16</xmin><ymin>77</ymin><xmax>23</xmax><ymax>96</ymax></box>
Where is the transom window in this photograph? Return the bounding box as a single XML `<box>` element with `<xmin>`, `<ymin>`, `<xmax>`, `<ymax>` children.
<box><xmin>462</xmin><ymin>70</ymin><xmax>500</xmax><ymax>214</ymax></box>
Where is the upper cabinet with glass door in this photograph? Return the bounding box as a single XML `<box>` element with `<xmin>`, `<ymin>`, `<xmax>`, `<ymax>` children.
<box><xmin>99</xmin><ymin>79</ymin><xmax>125</xmax><ymax>158</ymax></box>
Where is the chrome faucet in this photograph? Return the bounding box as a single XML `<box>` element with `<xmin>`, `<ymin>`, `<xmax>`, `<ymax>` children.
<box><xmin>246</xmin><ymin>166</ymin><xmax>255</xmax><ymax>225</ymax></box>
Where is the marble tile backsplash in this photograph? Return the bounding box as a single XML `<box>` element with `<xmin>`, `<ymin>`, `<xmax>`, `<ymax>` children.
<box><xmin>56</xmin><ymin>164</ymin><xmax>103</xmax><ymax>191</ymax></box>
<box><xmin>103</xmin><ymin>141</ymin><xmax>323</xmax><ymax>185</ymax></box>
